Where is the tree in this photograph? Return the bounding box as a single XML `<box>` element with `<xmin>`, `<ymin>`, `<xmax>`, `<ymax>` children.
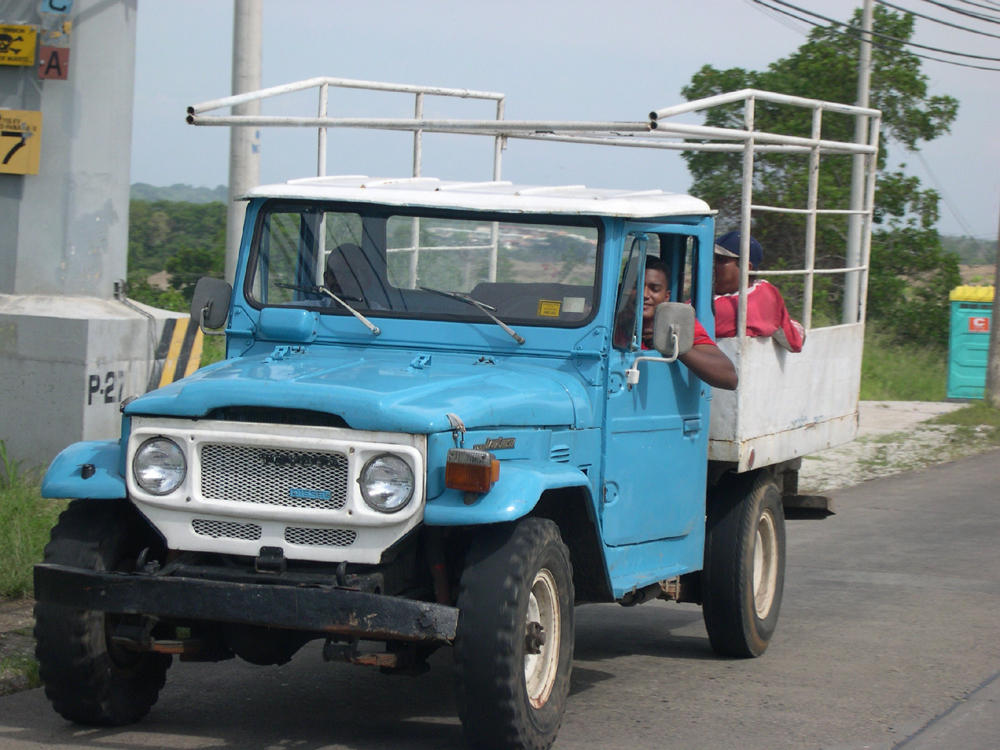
<box><xmin>166</xmin><ymin>245</ymin><xmax>225</xmax><ymax>302</ymax></box>
<box><xmin>127</xmin><ymin>199</ymin><xmax>227</xmax><ymax>310</ymax></box>
<box><xmin>681</xmin><ymin>6</ymin><xmax>960</xmax><ymax>345</ymax></box>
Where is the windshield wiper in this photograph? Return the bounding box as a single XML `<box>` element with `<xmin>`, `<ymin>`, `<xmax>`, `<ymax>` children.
<box><xmin>419</xmin><ymin>287</ymin><xmax>525</xmax><ymax>345</ymax></box>
<box><xmin>274</xmin><ymin>282</ymin><xmax>380</xmax><ymax>336</ymax></box>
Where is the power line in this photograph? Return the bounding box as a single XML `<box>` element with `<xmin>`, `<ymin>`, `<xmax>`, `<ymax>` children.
<box><xmin>741</xmin><ymin>0</ymin><xmax>809</xmax><ymax>34</ymax></box>
<box><xmin>953</xmin><ymin>0</ymin><xmax>1000</xmax><ymax>14</ymax></box>
<box><xmin>761</xmin><ymin>0</ymin><xmax>1000</xmax><ymax>59</ymax></box>
<box><xmin>877</xmin><ymin>0</ymin><xmax>1000</xmax><ymax>38</ymax></box>
<box><xmin>920</xmin><ymin>0</ymin><xmax>1000</xmax><ymax>23</ymax></box>
<box><xmin>751</xmin><ymin>0</ymin><xmax>1000</xmax><ymax>70</ymax></box>
<box><xmin>749</xmin><ymin>0</ymin><xmax>1000</xmax><ymax>70</ymax></box>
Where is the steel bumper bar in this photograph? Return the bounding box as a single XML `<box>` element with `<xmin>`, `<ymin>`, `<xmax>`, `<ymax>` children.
<box><xmin>34</xmin><ymin>563</ymin><xmax>458</xmax><ymax>645</ymax></box>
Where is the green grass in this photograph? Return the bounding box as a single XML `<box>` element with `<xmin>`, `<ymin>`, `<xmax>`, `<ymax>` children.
<box><xmin>201</xmin><ymin>332</ymin><xmax>226</xmax><ymax>366</ymax></box>
<box><xmin>929</xmin><ymin>402</ymin><xmax>1000</xmax><ymax>446</ymax></box>
<box><xmin>0</xmin><ymin>442</ymin><xmax>66</xmax><ymax>599</ymax></box>
<box><xmin>860</xmin><ymin>330</ymin><xmax>948</xmax><ymax>401</ymax></box>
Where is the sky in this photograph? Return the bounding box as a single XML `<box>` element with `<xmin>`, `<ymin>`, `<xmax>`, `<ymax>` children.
<box><xmin>130</xmin><ymin>0</ymin><xmax>1000</xmax><ymax>239</ymax></box>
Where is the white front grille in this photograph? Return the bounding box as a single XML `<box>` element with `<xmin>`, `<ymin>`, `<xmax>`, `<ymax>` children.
<box><xmin>200</xmin><ymin>443</ymin><xmax>348</xmax><ymax>510</ymax></box>
<box><xmin>127</xmin><ymin>417</ymin><xmax>426</xmax><ymax>564</ymax></box>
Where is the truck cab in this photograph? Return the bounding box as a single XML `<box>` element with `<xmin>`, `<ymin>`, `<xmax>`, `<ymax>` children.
<box><xmin>120</xmin><ymin>179</ymin><xmax>724</xmax><ymax>594</ymax></box>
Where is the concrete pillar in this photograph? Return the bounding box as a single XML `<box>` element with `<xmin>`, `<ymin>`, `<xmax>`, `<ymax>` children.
<box><xmin>0</xmin><ymin>0</ymin><xmax>136</xmax><ymax>297</ymax></box>
<box><xmin>0</xmin><ymin>0</ymin><xmax>178</xmax><ymax>471</ymax></box>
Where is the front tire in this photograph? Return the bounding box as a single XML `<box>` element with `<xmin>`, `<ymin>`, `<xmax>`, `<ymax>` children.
<box><xmin>702</xmin><ymin>472</ymin><xmax>786</xmax><ymax>658</ymax></box>
<box><xmin>34</xmin><ymin>499</ymin><xmax>172</xmax><ymax>725</ymax></box>
<box><xmin>454</xmin><ymin>518</ymin><xmax>574</xmax><ymax>750</ymax></box>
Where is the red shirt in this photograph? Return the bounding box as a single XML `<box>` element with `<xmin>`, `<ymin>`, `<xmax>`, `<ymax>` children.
<box><xmin>713</xmin><ymin>281</ymin><xmax>805</xmax><ymax>352</ymax></box>
<box><xmin>692</xmin><ymin>318</ymin><xmax>715</xmax><ymax>347</ymax></box>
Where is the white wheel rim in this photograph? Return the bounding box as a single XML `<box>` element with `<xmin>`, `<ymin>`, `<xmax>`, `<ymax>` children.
<box><xmin>524</xmin><ymin>567</ymin><xmax>560</xmax><ymax>709</ymax></box>
<box><xmin>752</xmin><ymin>508</ymin><xmax>779</xmax><ymax>619</ymax></box>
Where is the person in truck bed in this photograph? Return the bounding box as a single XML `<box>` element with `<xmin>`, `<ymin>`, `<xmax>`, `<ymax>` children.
<box><xmin>712</xmin><ymin>231</ymin><xmax>806</xmax><ymax>353</ymax></box>
<box><xmin>616</xmin><ymin>257</ymin><xmax>738</xmax><ymax>390</ymax></box>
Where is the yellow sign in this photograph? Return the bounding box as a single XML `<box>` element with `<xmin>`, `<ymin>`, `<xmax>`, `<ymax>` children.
<box><xmin>0</xmin><ymin>110</ymin><xmax>42</xmax><ymax>175</ymax></box>
<box><xmin>537</xmin><ymin>299</ymin><xmax>562</xmax><ymax>317</ymax></box>
<box><xmin>0</xmin><ymin>24</ymin><xmax>37</xmax><ymax>66</ymax></box>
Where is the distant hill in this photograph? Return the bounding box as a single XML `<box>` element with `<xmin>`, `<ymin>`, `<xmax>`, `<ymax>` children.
<box><xmin>130</xmin><ymin>183</ymin><xmax>229</xmax><ymax>203</ymax></box>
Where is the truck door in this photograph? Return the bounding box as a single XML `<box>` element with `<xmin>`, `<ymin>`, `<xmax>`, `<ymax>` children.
<box><xmin>601</xmin><ymin>230</ymin><xmax>710</xmax><ymax>546</ymax></box>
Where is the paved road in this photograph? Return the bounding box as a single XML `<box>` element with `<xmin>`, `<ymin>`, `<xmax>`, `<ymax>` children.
<box><xmin>2</xmin><ymin>450</ymin><xmax>998</xmax><ymax>749</ymax></box>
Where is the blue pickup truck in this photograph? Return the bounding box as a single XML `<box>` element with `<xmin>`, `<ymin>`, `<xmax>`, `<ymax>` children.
<box><xmin>33</xmin><ymin>82</ymin><xmax>878</xmax><ymax>750</ymax></box>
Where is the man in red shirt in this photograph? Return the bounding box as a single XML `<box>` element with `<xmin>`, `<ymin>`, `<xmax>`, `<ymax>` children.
<box><xmin>615</xmin><ymin>257</ymin><xmax>737</xmax><ymax>390</ymax></box>
<box><xmin>712</xmin><ymin>232</ymin><xmax>805</xmax><ymax>353</ymax></box>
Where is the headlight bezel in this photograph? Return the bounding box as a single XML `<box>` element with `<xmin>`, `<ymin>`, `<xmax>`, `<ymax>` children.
<box><xmin>359</xmin><ymin>452</ymin><xmax>415</xmax><ymax>513</ymax></box>
<box><xmin>132</xmin><ymin>436</ymin><xmax>187</xmax><ymax>496</ymax></box>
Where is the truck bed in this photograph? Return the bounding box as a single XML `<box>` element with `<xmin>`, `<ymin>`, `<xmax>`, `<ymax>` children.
<box><xmin>708</xmin><ymin>323</ymin><xmax>863</xmax><ymax>471</ymax></box>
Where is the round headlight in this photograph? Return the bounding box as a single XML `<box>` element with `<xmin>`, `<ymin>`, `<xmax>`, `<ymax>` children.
<box><xmin>359</xmin><ymin>454</ymin><xmax>414</xmax><ymax>512</ymax></box>
<box><xmin>133</xmin><ymin>437</ymin><xmax>186</xmax><ymax>495</ymax></box>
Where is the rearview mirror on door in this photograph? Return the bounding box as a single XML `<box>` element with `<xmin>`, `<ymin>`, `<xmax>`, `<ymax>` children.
<box><xmin>190</xmin><ymin>277</ymin><xmax>232</xmax><ymax>333</ymax></box>
<box><xmin>652</xmin><ymin>302</ymin><xmax>694</xmax><ymax>362</ymax></box>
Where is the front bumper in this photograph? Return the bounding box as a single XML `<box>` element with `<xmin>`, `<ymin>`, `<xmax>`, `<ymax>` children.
<box><xmin>34</xmin><ymin>563</ymin><xmax>458</xmax><ymax>645</ymax></box>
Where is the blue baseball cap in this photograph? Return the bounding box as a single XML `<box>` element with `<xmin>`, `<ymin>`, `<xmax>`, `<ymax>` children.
<box><xmin>714</xmin><ymin>231</ymin><xmax>763</xmax><ymax>268</ymax></box>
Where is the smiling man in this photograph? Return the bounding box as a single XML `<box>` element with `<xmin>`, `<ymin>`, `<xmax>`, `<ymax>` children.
<box><xmin>640</xmin><ymin>257</ymin><xmax>737</xmax><ymax>390</ymax></box>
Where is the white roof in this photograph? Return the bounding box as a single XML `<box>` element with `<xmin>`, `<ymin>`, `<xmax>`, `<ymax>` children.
<box><xmin>242</xmin><ymin>175</ymin><xmax>712</xmax><ymax>218</ymax></box>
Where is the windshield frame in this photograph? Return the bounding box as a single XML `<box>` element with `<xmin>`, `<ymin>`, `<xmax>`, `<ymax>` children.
<box><xmin>243</xmin><ymin>199</ymin><xmax>605</xmax><ymax>330</ymax></box>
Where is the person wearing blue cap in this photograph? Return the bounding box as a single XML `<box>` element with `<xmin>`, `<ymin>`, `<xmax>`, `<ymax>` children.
<box><xmin>712</xmin><ymin>231</ymin><xmax>805</xmax><ymax>352</ymax></box>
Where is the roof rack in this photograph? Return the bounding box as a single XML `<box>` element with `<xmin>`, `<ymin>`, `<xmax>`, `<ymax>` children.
<box><xmin>188</xmin><ymin>77</ymin><xmax>881</xmax><ymax>331</ymax></box>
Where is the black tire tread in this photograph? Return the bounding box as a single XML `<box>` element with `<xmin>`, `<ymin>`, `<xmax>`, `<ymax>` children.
<box><xmin>454</xmin><ymin>518</ymin><xmax>574</xmax><ymax>750</ymax></box>
<box><xmin>702</xmin><ymin>472</ymin><xmax>786</xmax><ymax>658</ymax></box>
<box><xmin>34</xmin><ymin>499</ymin><xmax>171</xmax><ymax>725</ymax></box>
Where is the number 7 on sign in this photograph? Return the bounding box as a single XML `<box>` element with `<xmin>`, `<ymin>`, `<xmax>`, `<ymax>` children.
<box><xmin>1</xmin><ymin>131</ymin><xmax>26</xmax><ymax>164</ymax></box>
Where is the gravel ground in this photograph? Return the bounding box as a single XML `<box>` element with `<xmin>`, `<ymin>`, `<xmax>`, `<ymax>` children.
<box><xmin>797</xmin><ymin>400</ymin><xmax>983</xmax><ymax>493</ymax></box>
<box><xmin>1</xmin><ymin>400</ymin><xmax>993</xmax><ymax>697</ymax></box>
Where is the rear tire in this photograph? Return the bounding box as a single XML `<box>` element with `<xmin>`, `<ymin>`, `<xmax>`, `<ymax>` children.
<box><xmin>702</xmin><ymin>472</ymin><xmax>785</xmax><ymax>657</ymax></box>
<box><xmin>454</xmin><ymin>518</ymin><xmax>574</xmax><ymax>750</ymax></box>
<box><xmin>34</xmin><ymin>499</ymin><xmax>172</xmax><ymax>725</ymax></box>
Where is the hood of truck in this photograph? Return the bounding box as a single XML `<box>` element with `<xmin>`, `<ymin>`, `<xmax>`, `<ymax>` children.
<box><xmin>125</xmin><ymin>346</ymin><xmax>593</xmax><ymax>432</ymax></box>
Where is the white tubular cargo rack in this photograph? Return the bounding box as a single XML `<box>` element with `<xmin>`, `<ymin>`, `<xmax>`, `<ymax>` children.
<box><xmin>188</xmin><ymin>78</ymin><xmax>882</xmax><ymax>470</ymax></box>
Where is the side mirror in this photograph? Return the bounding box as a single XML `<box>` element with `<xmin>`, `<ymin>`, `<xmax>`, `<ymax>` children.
<box><xmin>190</xmin><ymin>277</ymin><xmax>233</xmax><ymax>334</ymax></box>
<box><xmin>652</xmin><ymin>302</ymin><xmax>694</xmax><ymax>362</ymax></box>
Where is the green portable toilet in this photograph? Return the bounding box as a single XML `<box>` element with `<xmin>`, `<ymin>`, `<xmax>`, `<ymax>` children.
<box><xmin>947</xmin><ymin>285</ymin><xmax>994</xmax><ymax>400</ymax></box>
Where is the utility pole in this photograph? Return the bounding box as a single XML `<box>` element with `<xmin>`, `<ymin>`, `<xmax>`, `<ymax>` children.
<box><xmin>844</xmin><ymin>0</ymin><xmax>873</xmax><ymax>324</ymax></box>
<box><xmin>225</xmin><ymin>0</ymin><xmax>262</xmax><ymax>284</ymax></box>
<box><xmin>984</xmin><ymin>203</ymin><xmax>1000</xmax><ymax>409</ymax></box>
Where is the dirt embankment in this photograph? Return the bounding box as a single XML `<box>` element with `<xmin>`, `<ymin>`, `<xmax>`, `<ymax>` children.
<box><xmin>797</xmin><ymin>400</ymin><xmax>988</xmax><ymax>493</ymax></box>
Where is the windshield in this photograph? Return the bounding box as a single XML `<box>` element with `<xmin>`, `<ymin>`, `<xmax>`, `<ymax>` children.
<box><xmin>247</xmin><ymin>203</ymin><xmax>600</xmax><ymax>327</ymax></box>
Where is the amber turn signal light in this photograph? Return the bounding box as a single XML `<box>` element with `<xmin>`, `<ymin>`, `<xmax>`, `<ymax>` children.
<box><xmin>445</xmin><ymin>448</ymin><xmax>499</xmax><ymax>493</ymax></box>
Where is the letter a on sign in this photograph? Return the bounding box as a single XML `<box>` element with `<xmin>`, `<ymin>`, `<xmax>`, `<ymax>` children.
<box><xmin>38</xmin><ymin>45</ymin><xmax>69</xmax><ymax>79</ymax></box>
